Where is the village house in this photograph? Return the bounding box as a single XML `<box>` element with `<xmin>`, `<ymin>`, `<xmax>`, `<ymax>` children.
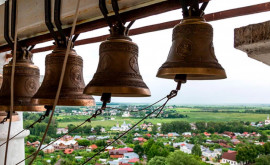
<box><xmin>221</xmin><ymin>151</ymin><xmax>245</xmax><ymax>165</ymax></box>
<box><xmin>41</xmin><ymin>145</ymin><xmax>55</xmax><ymax>154</ymax></box>
<box><xmin>26</xmin><ymin>141</ymin><xmax>40</xmax><ymax>148</ymax></box>
<box><xmin>168</xmin><ymin>132</ymin><xmax>180</xmax><ymax>137</ymax></box>
<box><xmin>111</xmin><ymin>121</ymin><xmax>131</xmax><ymax>132</ymax></box>
<box><xmin>56</xmin><ymin>128</ymin><xmax>68</xmax><ymax>134</ymax></box>
<box><xmin>182</xmin><ymin>132</ymin><xmax>192</xmax><ymax>137</ymax></box>
<box><xmin>204</xmin><ymin>132</ymin><xmax>211</xmax><ymax>137</ymax></box>
<box><xmin>52</xmin><ymin>139</ymin><xmax>79</xmax><ymax>150</ymax></box>
<box><xmin>86</xmin><ymin>144</ymin><xmax>98</xmax><ymax>152</ymax></box>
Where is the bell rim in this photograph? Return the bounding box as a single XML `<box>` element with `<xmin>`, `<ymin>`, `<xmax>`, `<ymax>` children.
<box><xmin>84</xmin><ymin>86</ymin><xmax>151</xmax><ymax>97</ymax></box>
<box><xmin>4</xmin><ymin>63</ymin><xmax>39</xmax><ymax>69</ymax></box>
<box><xmin>31</xmin><ymin>98</ymin><xmax>96</xmax><ymax>106</ymax></box>
<box><xmin>156</xmin><ymin>67</ymin><xmax>227</xmax><ymax>80</ymax></box>
<box><xmin>0</xmin><ymin>105</ymin><xmax>46</xmax><ymax>112</ymax></box>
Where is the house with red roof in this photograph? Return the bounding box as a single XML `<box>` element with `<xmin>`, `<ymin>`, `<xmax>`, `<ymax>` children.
<box><xmin>118</xmin><ymin>147</ymin><xmax>134</xmax><ymax>152</ymax></box>
<box><xmin>86</xmin><ymin>144</ymin><xmax>98</xmax><ymax>152</ymax></box>
<box><xmin>64</xmin><ymin>149</ymin><xmax>74</xmax><ymax>154</ymax></box>
<box><xmin>204</xmin><ymin>132</ymin><xmax>211</xmax><ymax>136</ymax></box>
<box><xmin>133</xmin><ymin>137</ymin><xmax>146</xmax><ymax>142</ymax></box>
<box><xmin>221</xmin><ymin>151</ymin><xmax>245</xmax><ymax>165</ymax></box>
<box><xmin>145</xmin><ymin>133</ymin><xmax>151</xmax><ymax>138</ymax></box>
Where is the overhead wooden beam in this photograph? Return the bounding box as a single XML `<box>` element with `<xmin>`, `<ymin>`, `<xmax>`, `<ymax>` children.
<box><xmin>31</xmin><ymin>2</ymin><xmax>270</xmax><ymax>54</ymax></box>
<box><xmin>0</xmin><ymin>0</ymin><xmax>209</xmax><ymax>53</ymax></box>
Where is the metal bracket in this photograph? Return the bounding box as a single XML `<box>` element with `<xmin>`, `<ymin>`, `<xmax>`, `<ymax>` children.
<box><xmin>54</xmin><ymin>0</ymin><xmax>67</xmax><ymax>45</ymax></box>
<box><xmin>180</xmin><ymin>0</ymin><xmax>209</xmax><ymax>18</ymax></box>
<box><xmin>45</xmin><ymin>0</ymin><xmax>79</xmax><ymax>47</ymax></box>
<box><xmin>99</xmin><ymin>0</ymin><xmax>135</xmax><ymax>35</ymax></box>
<box><xmin>4</xmin><ymin>1</ymin><xmax>14</xmax><ymax>50</ymax></box>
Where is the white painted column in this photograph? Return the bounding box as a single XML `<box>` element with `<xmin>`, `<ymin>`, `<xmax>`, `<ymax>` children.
<box><xmin>0</xmin><ymin>112</ymin><xmax>29</xmax><ymax>165</ymax></box>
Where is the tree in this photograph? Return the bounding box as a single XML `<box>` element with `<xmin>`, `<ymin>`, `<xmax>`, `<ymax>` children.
<box><xmin>125</xmin><ymin>133</ymin><xmax>133</xmax><ymax>144</ymax></box>
<box><xmin>236</xmin><ymin>145</ymin><xmax>259</xmax><ymax>163</ymax></box>
<box><xmin>94</xmin><ymin>125</ymin><xmax>102</xmax><ymax>135</ymax></box>
<box><xmin>259</xmin><ymin>133</ymin><xmax>268</xmax><ymax>142</ymax></box>
<box><xmin>148</xmin><ymin>156</ymin><xmax>166</xmax><ymax>165</ymax></box>
<box><xmin>152</xmin><ymin>125</ymin><xmax>158</xmax><ymax>134</ymax></box>
<box><xmin>192</xmin><ymin>144</ymin><xmax>202</xmax><ymax>157</ymax></box>
<box><xmin>134</xmin><ymin>144</ymin><xmax>144</xmax><ymax>158</ymax></box>
<box><xmin>77</xmin><ymin>139</ymin><xmax>91</xmax><ymax>147</ymax></box>
<box><xmin>147</xmin><ymin>143</ymin><xmax>169</xmax><ymax>160</ymax></box>
<box><xmin>166</xmin><ymin>151</ymin><xmax>201</xmax><ymax>165</ymax></box>
<box><xmin>255</xmin><ymin>155</ymin><xmax>270</xmax><ymax>165</ymax></box>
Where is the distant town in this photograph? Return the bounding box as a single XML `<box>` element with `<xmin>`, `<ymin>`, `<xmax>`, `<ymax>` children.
<box><xmin>24</xmin><ymin>104</ymin><xmax>270</xmax><ymax>165</ymax></box>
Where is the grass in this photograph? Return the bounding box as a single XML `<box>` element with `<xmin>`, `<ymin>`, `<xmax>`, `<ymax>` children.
<box><xmin>57</xmin><ymin>112</ymin><xmax>268</xmax><ymax>128</ymax></box>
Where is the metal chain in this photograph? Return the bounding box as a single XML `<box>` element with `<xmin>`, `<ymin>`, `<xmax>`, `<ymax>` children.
<box><xmin>0</xmin><ymin>108</ymin><xmax>51</xmax><ymax>148</ymax></box>
<box><xmin>15</xmin><ymin>107</ymin><xmax>104</xmax><ymax>165</ymax></box>
<box><xmin>82</xmin><ymin>84</ymin><xmax>181</xmax><ymax>165</ymax></box>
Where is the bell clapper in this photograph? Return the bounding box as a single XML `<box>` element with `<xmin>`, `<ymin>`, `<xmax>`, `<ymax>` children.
<box><xmin>100</xmin><ymin>93</ymin><xmax>111</xmax><ymax>110</ymax></box>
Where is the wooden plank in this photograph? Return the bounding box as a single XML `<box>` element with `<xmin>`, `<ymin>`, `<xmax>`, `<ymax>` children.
<box><xmin>32</xmin><ymin>2</ymin><xmax>270</xmax><ymax>53</ymax></box>
<box><xmin>0</xmin><ymin>0</ymin><xmax>210</xmax><ymax>52</ymax></box>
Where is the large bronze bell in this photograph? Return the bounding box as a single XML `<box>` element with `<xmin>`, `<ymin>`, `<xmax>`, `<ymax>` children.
<box><xmin>84</xmin><ymin>25</ymin><xmax>151</xmax><ymax>97</ymax></box>
<box><xmin>157</xmin><ymin>17</ymin><xmax>226</xmax><ymax>80</ymax></box>
<box><xmin>32</xmin><ymin>46</ymin><xmax>95</xmax><ymax>106</ymax></box>
<box><xmin>0</xmin><ymin>49</ymin><xmax>45</xmax><ymax>112</ymax></box>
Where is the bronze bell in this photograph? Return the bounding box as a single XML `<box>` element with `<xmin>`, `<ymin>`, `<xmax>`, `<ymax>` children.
<box><xmin>32</xmin><ymin>46</ymin><xmax>95</xmax><ymax>106</ymax></box>
<box><xmin>157</xmin><ymin>17</ymin><xmax>226</xmax><ymax>80</ymax></box>
<box><xmin>0</xmin><ymin>74</ymin><xmax>2</xmax><ymax>86</ymax></box>
<box><xmin>0</xmin><ymin>49</ymin><xmax>45</xmax><ymax>112</ymax></box>
<box><xmin>84</xmin><ymin>25</ymin><xmax>151</xmax><ymax>97</ymax></box>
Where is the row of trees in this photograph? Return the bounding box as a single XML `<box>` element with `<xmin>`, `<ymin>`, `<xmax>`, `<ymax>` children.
<box><xmin>161</xmin><ymin>121</ymin><xmax>191</xmax><ymax>133</ymax></box>
<box><xmin>24</xmin><ymin>113</ymin><xmax>58</xmax><ymax>138</ymax></box>
<box><xmin>161</xmin><ymin>120</ymin><xmax>258</xmax><ymax>134</ymax></box>
<box><xmin>236</xmin><ymin>142</ymin><xmax>270</xmax><ymax>163</ymax></box>
<box><xmin>195</xmin><ymin>121</ymin><xmax>258</xmax><ymax>133</ymax></box>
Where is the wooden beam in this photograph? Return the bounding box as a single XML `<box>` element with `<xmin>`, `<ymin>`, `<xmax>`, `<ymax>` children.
<box><xmin>0</xmin><ymin>0</ymin><xmax>209</xmax><ymax>53</ymax></box>
<box><xmin>31</xmin><ymin>2</ymin><xmax>270</xmax><ymax>54</ymax></box>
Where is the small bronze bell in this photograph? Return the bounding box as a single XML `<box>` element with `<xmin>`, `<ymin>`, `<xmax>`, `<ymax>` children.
<box><xmin>84</xmin><ymin>25</ymin><xmax>151</xmax><ymax>97</ymax></box>
<box><xmin>0</xmin><ymin>49</ymin><xmax>45</xmax><ymax>112</ymax></box>
<box><xmin>32</xmin><ymin>46</ymin><xmax>95</xmax><ymax>106</ymax></box>
<box><xmin>0</xmin><ymin>112</ymin><xmax>20</xmax><ymax>122</ymax></box>
<box><xmin>0</xmin><ymin>74</ymin><xmax>2</xmax><ymax>86</ymax></box>
<box><xmin>157</xmin><ymin>16</ymin><xmax>226</xmax><ymax>80</ymax></box>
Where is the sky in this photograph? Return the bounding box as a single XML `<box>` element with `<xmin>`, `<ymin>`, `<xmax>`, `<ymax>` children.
<box><xmin>30</xmin><ymin>0</ymin><xmax>270</xmax><ymax>105</ymax></box>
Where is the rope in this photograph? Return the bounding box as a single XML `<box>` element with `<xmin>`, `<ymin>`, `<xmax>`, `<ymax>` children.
<box><xmin>4</xmin><ymin>2</ymin><xmax>18</xmax><ymax>164</ymax></box>
<box><xmin>28</xmin><ymin>1</ymin><xmax>81</xmax><ymax>164</ymax></box>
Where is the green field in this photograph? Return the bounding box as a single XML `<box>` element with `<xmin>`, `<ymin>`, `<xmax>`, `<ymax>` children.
<box><xmin>57</xmin><ymin>112</ymin><xmax>268</xmax><ymax>128</ymax></box>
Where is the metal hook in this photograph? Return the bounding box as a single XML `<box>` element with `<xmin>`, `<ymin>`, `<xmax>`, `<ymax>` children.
<box><xmin>99</xmin><ymin>0</ymin><xmax>112</xmax><ymax>28</ymax></box>
<box><xmin>54</xmin><ymin>0</ymin><xmax>67</xmax><ymax>44</ymax></box>
<box><xmin>45</xmin><ymin>0</ymin><xmax>59</xmax><ymax>44</ymax></box>
<box><xmin>4</xmin><ymin>1</ymin><xmax>14</xmax><ymax>50</ymax></box>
